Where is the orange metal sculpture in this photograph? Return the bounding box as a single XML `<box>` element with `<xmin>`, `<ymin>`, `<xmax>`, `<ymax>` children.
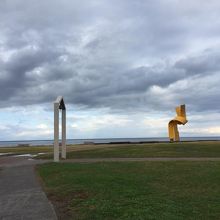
<box><xmin>168</xmin><ymin>104</ymin><xmax>188</xmax><ymax>142</ymax></box>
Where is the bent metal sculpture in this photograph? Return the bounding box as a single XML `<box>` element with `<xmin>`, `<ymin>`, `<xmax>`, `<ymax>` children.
<box><xmin>54</xmin><ymin>96</ymin><xmax>66</xmax><ymax>162</ymax></box>
<box><xmin>168</xmin><ymin>104</ymin><xmax>188</xmax><ymax>142</ymax></box>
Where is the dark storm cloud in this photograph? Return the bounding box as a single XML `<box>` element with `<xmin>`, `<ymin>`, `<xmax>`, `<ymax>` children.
<box><xmin>0</xmin><ymin>0</ymin><xmax>220</xmax><ymax>112</ymax></box>
<box><xmin>175</xmin><ymin>50</ymin><xmax>220</xmax><ymax>74</ymax></box>
<box><xmin>0</xmin><ymin>46</ymin><xmax>64</xmax><ymax>100</ymax></box>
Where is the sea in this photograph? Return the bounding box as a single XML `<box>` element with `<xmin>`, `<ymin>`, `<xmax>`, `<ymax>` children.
<box><xmin>0</xmin><ymin>137</ymin><xmax>220</xmax><ymax>147</ymax></box>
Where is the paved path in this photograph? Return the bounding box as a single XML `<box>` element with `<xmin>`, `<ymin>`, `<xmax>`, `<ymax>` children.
<box><xmin>0</xmin><ymin>156</ymin><xmax>57</xmax><ymax>220</ymax></box>
<box><xmin>64</xmin><ymin>157</ymin><xmax>220</xmax><ymax>163</ymax></box>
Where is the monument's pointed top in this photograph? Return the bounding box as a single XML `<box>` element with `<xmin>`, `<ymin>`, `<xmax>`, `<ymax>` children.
<box><xmin>54</xmin><ymin>96</ymin><xmax>66</xmax><ymax>110</ymax></box>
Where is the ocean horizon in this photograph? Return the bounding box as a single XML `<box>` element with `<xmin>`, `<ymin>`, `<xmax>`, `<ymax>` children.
<box><xmin>0</xmin><ymin>136</ymin><xmax>220</xmax><ymax>147</ymax></box>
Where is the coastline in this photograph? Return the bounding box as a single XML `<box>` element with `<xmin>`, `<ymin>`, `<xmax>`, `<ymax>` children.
<box><xmin>0</xmin><ymin>137</ymin><xmax>220</xmax><ymax>148</ymax></box>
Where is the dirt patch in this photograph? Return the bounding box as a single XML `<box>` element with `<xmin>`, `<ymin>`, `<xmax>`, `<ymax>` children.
<box><xmin>46</xmin><ymin>191</ymin><xmax>90</xmax><ymax>220</ymax></box>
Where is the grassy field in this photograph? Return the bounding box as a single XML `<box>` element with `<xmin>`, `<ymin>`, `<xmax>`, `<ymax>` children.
<box><xmin>36</xmin><ymin>141</ymin><xmax>220</xmax><ymax>159</ymax></box>
<box><xmin>1</xmin><ymin>141</ymin><xmax>220</xmax><ymax>158</ymax></box>
<box><xmin>67</xmin><ymin>141</ymin><xmax>220</xmax><ymax>158</ymax></box>
<box><xmin>0</xmin><ymin>145</ymin><xmax>53</xmax><ymax>155</ymax></box>
<box><xmin>37</xmin><ymin>161</ymin><xmax>220</xmax><ymax>220</ymax></box>
<box><xmin>0</xmin><ymin>144</ymin><xmax>87</xmax><ymax>155</ymax></box>
<box><xmin>0</xmin><ymin>143</ymin><xmax>117</xmax><ymax>155</ymax></box>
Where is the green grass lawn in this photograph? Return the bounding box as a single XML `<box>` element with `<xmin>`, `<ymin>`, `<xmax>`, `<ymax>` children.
<box><xmin>2</xmin><ymin>141</ymin><xmax>220</xmax><ymax>159</ymax></box>
<box><xmin>37</xmin><ymin>161</ymin><xmax>220</xmax><ymax>220</ymax></box>
<box><xmin>37</xmin><ymin>141</ymin><xmax>220</xmax><ymax>159</ymax></box>
<box><xmin>67</xmin><ymin>141</ymin><xmax>220</xmax><ymax>158</ymax></box>
<box><xmin>0</xmin><ymin>145</ymin><xmax>53</xmax><ymax>155</ymax></box>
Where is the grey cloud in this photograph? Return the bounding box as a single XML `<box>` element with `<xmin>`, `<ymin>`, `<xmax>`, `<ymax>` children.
<box><xmin>0</xmin><ymin>46</ymin><xmax>64</xmax><ymax>100</ymax></box>
<box><xmin>0</xmin><ymin>0</ymin><xmax>220</xmax><ymax>113</ymax></box>
<box><xmin>175</xmin><ymin>51</ymin><xmax>220</xmax><ymax>74</ymax></box>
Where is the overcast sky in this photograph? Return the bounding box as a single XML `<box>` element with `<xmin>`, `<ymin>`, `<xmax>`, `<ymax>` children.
<box><xmin>0</xmin><ymin>0</ymin><xmax>220</xmax><ymax>140</ymax></box>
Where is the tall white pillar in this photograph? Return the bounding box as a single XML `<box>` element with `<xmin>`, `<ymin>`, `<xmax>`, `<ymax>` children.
<box><xmin>54</xmin><ymin>103</ymin><xmax>59</xmax><ymax>162</ymax></box>
<box><xmin>61</xmin><ymin>109</ymin><xmax>66</xmax><ymax>159</ymax></box>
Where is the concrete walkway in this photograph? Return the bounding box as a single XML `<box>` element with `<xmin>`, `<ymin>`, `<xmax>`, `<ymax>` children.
<box><xmin>0</xmin><ymin>156</ymin><xmax>57</xmax><ymax>220</ymax></box>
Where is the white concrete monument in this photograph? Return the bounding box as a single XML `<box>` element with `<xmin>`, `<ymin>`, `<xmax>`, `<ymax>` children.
<box><xmin>54</xmin><ymin>96</ymin><xmax>66</xmax><ymax>162</ymax></box>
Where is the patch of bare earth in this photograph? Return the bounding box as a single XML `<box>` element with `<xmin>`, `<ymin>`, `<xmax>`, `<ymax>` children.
<box><xmin>46</xmin><ymin>191</ymin><xmax>90</xmax><ymax>220</ymax></box>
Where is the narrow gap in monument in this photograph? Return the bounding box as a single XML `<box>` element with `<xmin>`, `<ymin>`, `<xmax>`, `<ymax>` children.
<box><xmin>59</xmin><ymin>109</ymin><xmax>62</xmax><ymax>153</ymax></box>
